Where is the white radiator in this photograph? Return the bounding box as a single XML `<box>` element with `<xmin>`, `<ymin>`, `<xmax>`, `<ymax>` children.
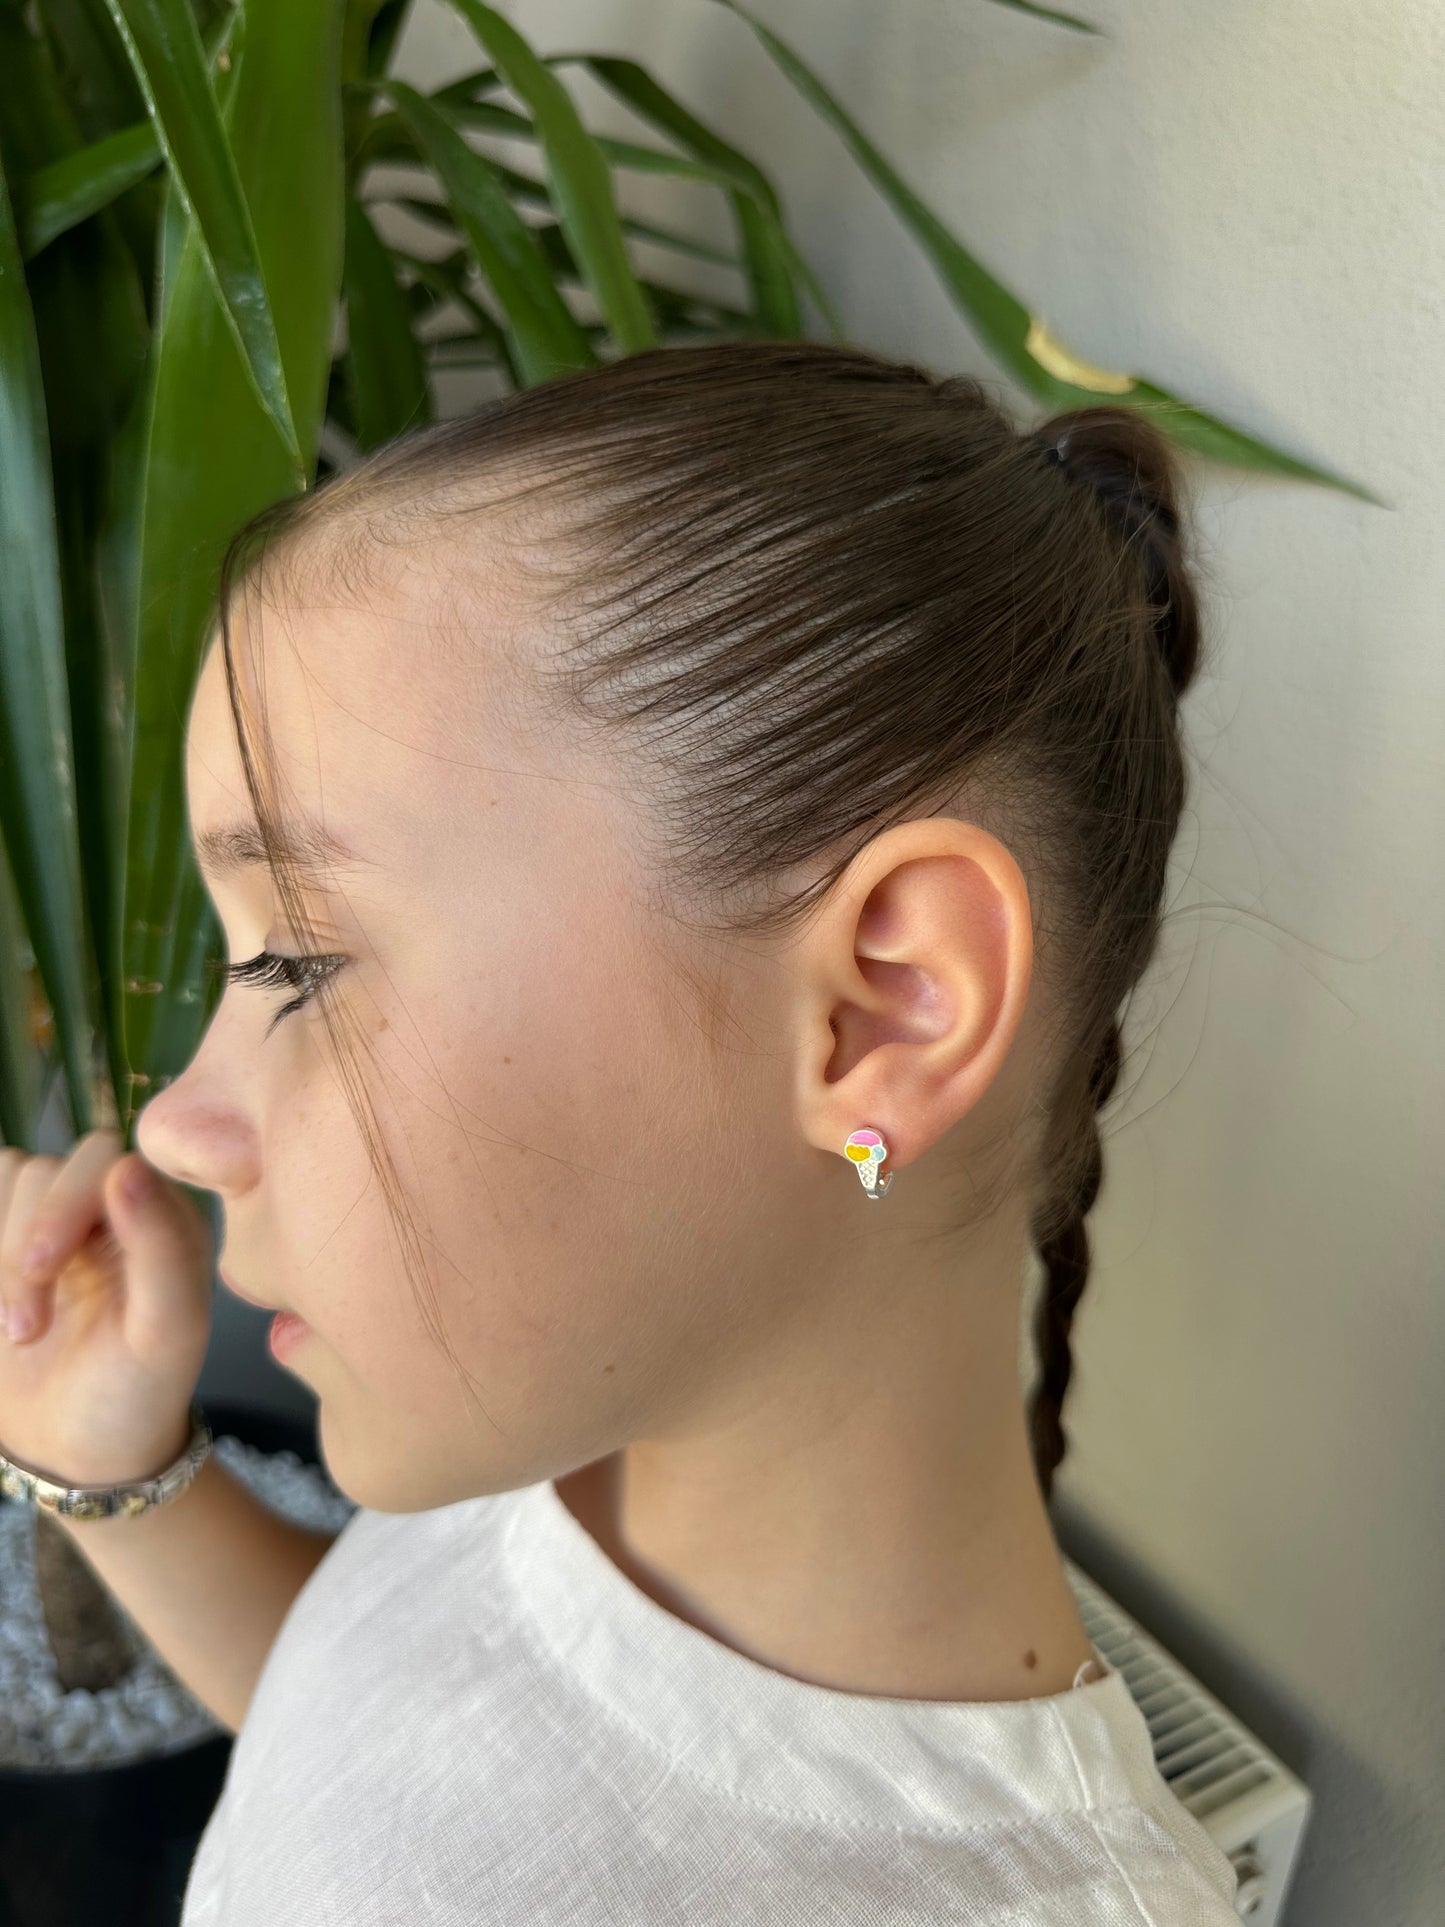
<box><xmin>1064</xmin><ymin>1559</ymin><xmax>1313</xmax><ymax>1925</ymax></box>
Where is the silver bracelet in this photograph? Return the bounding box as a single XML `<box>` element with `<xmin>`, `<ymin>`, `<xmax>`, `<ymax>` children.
<box><xmin>0</xmin><ymin>1403</ymin><xmax>213</xmax><ymax>1521</ymax></box>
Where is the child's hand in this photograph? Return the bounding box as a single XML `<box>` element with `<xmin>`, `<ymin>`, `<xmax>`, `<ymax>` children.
<box><xmin>0</xmin><ymin>1129</ymin><xmax>214</xmax><ymax>1491</ymax></box>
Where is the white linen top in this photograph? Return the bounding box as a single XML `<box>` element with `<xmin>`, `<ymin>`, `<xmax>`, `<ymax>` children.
<box><xmin>180</xmin><ymin>1476</ymin><xmax>1242</xmax><ymax>1924</ymax></box>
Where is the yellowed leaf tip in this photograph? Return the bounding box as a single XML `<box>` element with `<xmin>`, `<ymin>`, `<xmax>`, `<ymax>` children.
<box><xmin>1025</xmin><ymin>316</ymin><xmax>1136</xmax><ymax>395</ymax></box>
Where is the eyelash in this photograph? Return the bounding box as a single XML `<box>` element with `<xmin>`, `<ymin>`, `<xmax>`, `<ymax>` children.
<box><xmin>205</xmin><ymin>949</ymin><xmax>347</xmax><ymax>1038</ymax></box>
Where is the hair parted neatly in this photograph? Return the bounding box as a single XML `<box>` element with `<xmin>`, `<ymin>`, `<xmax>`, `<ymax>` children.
<box><xmin>212</xmin><ymin>338</ymin><xmax>1208</xmax><ymax>1503</ymax></box>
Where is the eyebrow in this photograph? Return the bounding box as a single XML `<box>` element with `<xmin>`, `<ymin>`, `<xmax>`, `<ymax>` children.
<box><xmin>193</xmin><ymin>814</ymin><xmax>371</xmax><ymax>887</ymax></box>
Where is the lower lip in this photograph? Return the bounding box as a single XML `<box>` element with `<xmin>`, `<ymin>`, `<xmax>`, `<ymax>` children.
<box><xmin>268</xmin><ymin>1310</ymin><xmax>311</xmax><ymax>1361</ymax></box>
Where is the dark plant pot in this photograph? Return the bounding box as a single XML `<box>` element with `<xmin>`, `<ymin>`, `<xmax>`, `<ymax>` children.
<box><xmin>0</xmin><ymin>1398</ymin><xmax>322</xmax><ymax>1927</ymax></box>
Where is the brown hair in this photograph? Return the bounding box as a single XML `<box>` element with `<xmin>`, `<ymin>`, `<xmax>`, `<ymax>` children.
<box><xmin>213</xmin><ymin>338</ymin><xmax>1207</xmax><ymax>1504</ymax></box>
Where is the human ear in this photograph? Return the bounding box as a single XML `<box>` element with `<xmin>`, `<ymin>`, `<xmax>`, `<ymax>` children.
<box><xmin>790</xmin><ymin>818</ymin><xmax>1034</xmax><ymax>1176</ymax></box>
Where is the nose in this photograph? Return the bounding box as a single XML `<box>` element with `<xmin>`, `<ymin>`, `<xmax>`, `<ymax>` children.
<box><xmin>132</xmin><ymin>1072</ymin><xmax>244</xmax><ymax>1202</ymax></box>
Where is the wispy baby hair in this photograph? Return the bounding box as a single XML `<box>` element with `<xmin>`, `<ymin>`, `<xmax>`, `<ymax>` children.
<box><xmin>215</xmin><ymin>338</ymin><xmax>1208</xmax><ymax>1501</ymax></box>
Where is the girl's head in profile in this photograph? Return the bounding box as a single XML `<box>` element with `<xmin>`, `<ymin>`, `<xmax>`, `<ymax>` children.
<box><xmin>138</xmin><ymin>339</ymin><xmax>1203</xmax><ymax>1538</ymax></box>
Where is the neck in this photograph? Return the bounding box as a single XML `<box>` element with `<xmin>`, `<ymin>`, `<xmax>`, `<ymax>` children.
<box><xmin>556</xmin><ymin>1195</ymin><xmax>1095</xmax><ymax>1703</ymax></box>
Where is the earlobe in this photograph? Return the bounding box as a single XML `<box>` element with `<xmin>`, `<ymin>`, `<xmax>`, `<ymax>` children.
<box><xmin>795</xmin><ymin>819</ymin><xmax>1034</xmax><ymax>1181</ymax></box>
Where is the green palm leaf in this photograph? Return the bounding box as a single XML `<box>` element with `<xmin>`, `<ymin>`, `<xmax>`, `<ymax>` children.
<box><xmin>386</xmin><ymin>81</ymin><xmax>593</xmax><ymax>385</ymax></box>
<box><xmin>441</xmin><ymin>1</ymin><xmax>655</xmax><ymax>353</ymax></box>
<box><xmin>122</xmin><ymin>0</ymin><xmax>345</xmax><ymax>1103</ymax></box>
<box><xmin>19</xmin><ymin>120</ymin><xmax>162</xmax><ymax>259</ymax></box>
<box><xmin>344</xmin><ymin>196</ymin><xmax>430</xmax><ymax>448</ymax></box>
<box><xmin>711</xmin><ymin>0</ymin><xmax>1380</xmax><ymax>501</ymax></box>
<box><xmin>379</xmin><ymin>180</ymin><xmax>743</xmax><ymax>270</ymax></box>
<box><xmin>983</xmin><ymin>0</ymin><xmax>1103</xmax><ymax>33</ymax></box>
<box><xmin>406</xmin><ymin>73</ymin><xmax>843</xmax><ymax>336</ymax></box>
<box><xmin>103</xmin><ymin>0</ymin><xmax>303</xmax><ymax>475</ymax></box>
<box><xmin>0</xmin><ymin>154</ymin><xmax>97</xmax><ymax>1141</ymax></box>
<box><xmin>552</xmin><ymin>54</ymin><xmax>800</xmax><ymax>338</ymax></box>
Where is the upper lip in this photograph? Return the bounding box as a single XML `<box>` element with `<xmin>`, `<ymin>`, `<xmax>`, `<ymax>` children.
<box><xmin>218</xmin><ymin>1266</ymin><xmax>283</xmax><ymax>1313</ymax></box>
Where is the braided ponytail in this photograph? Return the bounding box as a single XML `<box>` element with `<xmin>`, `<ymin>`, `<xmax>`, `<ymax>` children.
<box><xmin>1027</xmin><ymin>1017</ymin><xmax>1122</xmax><ymax>1505</ymax></box>
<box><xmin>1022</xmin><ymin>406</ymin><xmax>1205</xmax><ymax>1505</ymax></box>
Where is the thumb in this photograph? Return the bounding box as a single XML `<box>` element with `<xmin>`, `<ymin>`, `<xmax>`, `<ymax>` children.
<box><xmin>107</xmin><ymin>1155</ymin><xmax>212</xmax><ymax>1301</ymax></box>
<box><xmin>108</xmin><ymin>1152</ymin><xmax>165</xmax><ymax>1229</ymax></box>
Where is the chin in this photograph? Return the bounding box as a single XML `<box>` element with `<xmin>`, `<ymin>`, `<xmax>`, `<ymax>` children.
<box><xmin>314</xmin><ymin>1410</ymin><xmax>491</xmax><ymax>1515</ymax></box>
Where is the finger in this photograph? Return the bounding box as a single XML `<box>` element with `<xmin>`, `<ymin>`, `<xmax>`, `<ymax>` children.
<box><xmin>103</xmin><ymin>1154</ymin><xmax>215</xmax><ymax>1348</ymax></box>
<box><xmin>12</xmin><ymin>1128</ymin><xmax>127</xmax><ymax>1281</ymax></box>
<box><xmin>0</xmin><ymin>1146</ymin><xmax>29</xmax><ymax>1227</ymax></box>
<box><xmin>1</xmin><ymin>1153</ymin><xmax>64</xmax><ymax>1342</ymax></box>
<box><xmin>1</xmin><ymin>1130</ymin><xmax>126</xmax><ymax>1345</ymax></box>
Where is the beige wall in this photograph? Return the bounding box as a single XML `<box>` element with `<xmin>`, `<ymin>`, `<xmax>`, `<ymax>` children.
<box><xmin>393</xmin><ymin>6</ymin><xmax>1445</xmax><ymax>1922</ymax></box>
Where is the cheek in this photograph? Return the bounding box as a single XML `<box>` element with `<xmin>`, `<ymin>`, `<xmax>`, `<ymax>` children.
<box><xmin>272</xmin><ymin>927</ymin><xmax>666</xmax><ymax>1364</ymax></box>
<box><xmin>426</xmin><ymin>945</ymin><xmax>718</xmax><ymax>1395</ymax></box>
<box><xmin>274</xmin><ymin>904</ymin><xmax>769</xmax><ymax>1499</ymax></box>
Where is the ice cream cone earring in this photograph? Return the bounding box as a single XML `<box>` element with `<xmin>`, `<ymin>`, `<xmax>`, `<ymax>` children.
<box><xmin>844</xmin><ymin>1128</ymin><xmax>895</xmax><ymax>1200</ymax></box>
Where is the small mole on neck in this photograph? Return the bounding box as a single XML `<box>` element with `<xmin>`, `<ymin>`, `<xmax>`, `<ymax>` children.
<box><xmin>1023</xmin><ymin>1648</ymin><xmax>1038</xmax><ymax>1669</ymax></box>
